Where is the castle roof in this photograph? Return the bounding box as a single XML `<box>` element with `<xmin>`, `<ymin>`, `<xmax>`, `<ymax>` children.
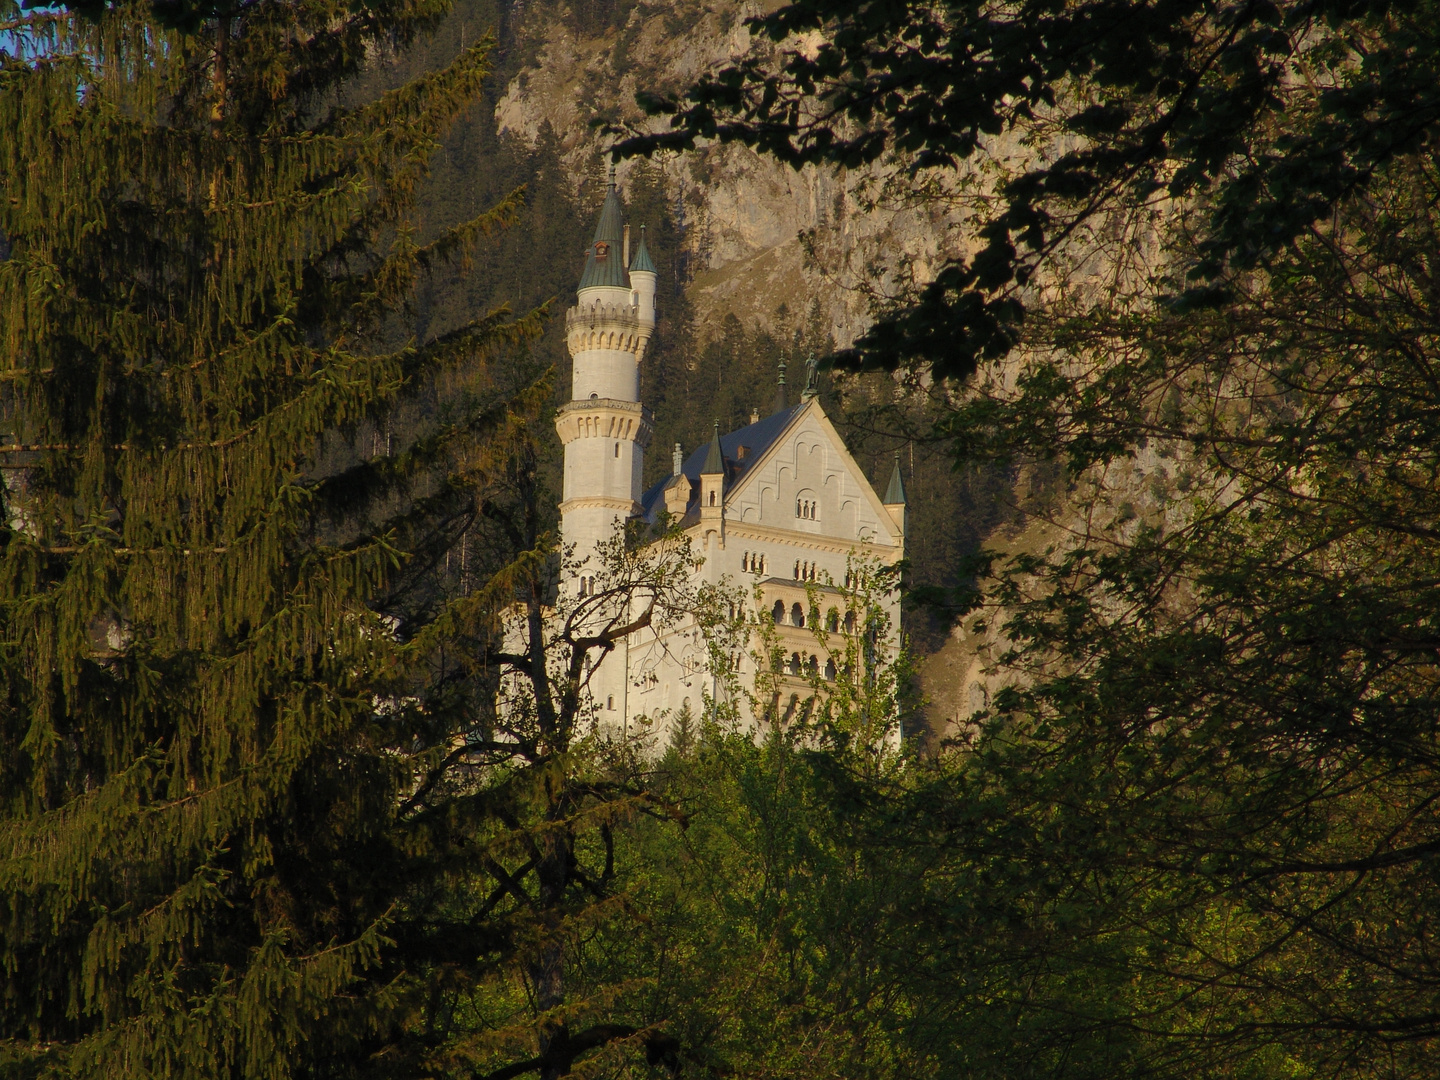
<box><xmin>630</xmin><ymin>227</ymin><xmax>656</xmax><ymax>274</ymax></box>
<box><xmin>640</xmin><ymin>403</ymin><xmax>803</xmax><ymax>520</ymax></box>
<box><xmin>578</xmin><ymin>184</ymin><xmax>629</xmax><ymax>290</ymax></box>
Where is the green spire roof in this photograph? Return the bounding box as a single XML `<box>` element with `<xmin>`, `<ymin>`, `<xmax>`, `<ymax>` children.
<box><xmin>578</xmin><ymin>184</ymin><xmax>628</xmax><ymax>290</ymax></box>
<box><xmin>629</xmin><ymin>225</ymin><xmax>656</xmax><ymax>273</ymax></box>
<box><xmin>884</xmin><ymin>455</ymin><xmax>907</xmax><ymax>504</ymax></box>
<box><xmin>701</xmin><ymin>420</ymin><xmax>725</xmax><ymax>475</ymax></box>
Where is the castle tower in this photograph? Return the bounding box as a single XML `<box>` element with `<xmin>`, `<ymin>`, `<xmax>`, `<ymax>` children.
<box><xmin>555</xmin><ymin>179</ymin><xmax>657</xmax><ymax>585</ymax></box>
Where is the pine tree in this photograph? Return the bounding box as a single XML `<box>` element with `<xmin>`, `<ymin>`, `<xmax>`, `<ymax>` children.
<box><xmin>0</xmin><ymin>3</ymin><xmax>548</xmax><ymax>1076</ymax></box>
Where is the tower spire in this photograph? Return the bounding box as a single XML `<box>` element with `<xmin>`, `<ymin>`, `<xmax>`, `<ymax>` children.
<box><xmin>701</xmin><ymin>420</ymin><xmax>725</xmax><ymax>475</ymax></box>
<box><xmin>577</xmin><ymin>180</ymin><xmax>628</xmax><ymax>291</ymax></box>
<box><xmin>884</xmin><ymin>451</ymin><xmax>907</xmax><ymax>505</ymax></box>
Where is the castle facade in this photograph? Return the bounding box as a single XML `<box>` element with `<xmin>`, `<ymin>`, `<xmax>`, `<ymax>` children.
<box><xmin>557</xmin><ymin>180</ymin><xmax>906</xmax><ymax>730</ymax></box>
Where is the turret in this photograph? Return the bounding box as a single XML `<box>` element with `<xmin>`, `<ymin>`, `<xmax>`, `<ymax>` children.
<box><xmin>883</xmin><ymin>453</ymin><xmax>908</xmax><ymax>547</ymax></box>
<box><xmin>629</xmin><ymin>225</ymin><xmax>657</xmax><ymax>329</ymax></box>
<box><xmin>699</xmin><ymin>421</ymin><xmax>725</xmax><ymax>524</ymax></box>
<box><xmin>556</xmin><ymin>175</ymin><xmax>656</xmax><ymax>581</ymax></box>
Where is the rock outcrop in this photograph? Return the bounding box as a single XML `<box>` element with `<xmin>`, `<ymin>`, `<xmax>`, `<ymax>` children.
<box><xmin>493</xmin><ymin>0</ymin><xmax>965</xmax><ymax>348</ymax></box>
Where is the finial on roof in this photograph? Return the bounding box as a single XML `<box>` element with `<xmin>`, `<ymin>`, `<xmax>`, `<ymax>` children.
<box><xmin>801</xmin><ymin>351</ymin><xmax>820</xmax><ymax>400</ymax></box>
<box><xmin>607</xmin><ymin>159</ymin><xmax>617</xmax><ymax>190</ymax></box>
<box><xmin>701</xmin><ymin>420</ymin><xmax>725</xmax><ymax>475</ymax></box>
<box><xmin>884</xmin><ymin>452</ymin><xmax>907</xmax><ymax>505</ymax></box>
<box><xmin>772</xmin><ymin>358</ymin><xmax>789</xmax><ymax>414</ymax></box>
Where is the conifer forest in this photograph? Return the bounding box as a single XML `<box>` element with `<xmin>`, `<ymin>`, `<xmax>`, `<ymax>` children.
<box><xmin>3</xmin><ymin>1</ymin><xmax>1440</xmax><ymax>1078</ymax></box>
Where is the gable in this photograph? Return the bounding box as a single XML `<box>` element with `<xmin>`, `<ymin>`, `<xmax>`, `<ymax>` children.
<box><xmin>722</xmin><ymin>400</ymin><xmax>900</xmax><ymax>547</ymax></box>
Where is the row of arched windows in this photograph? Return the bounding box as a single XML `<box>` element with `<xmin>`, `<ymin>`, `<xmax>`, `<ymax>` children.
<box><xmin>794</xmin><ymin>560</ymin><xmax>817</xmax><ymax>581</ymax></box>
<box><xmin>742</xmin><ymin>551</ymin><xmax>767</xmax><ymax>574</ymax></box>
<box><xmin>769</xmin><ymin>599</ymin><xmax>858</xmax><ymax>634</ymax></box>
<box><xmin>795</xmin><ymin>498</ymin><xmax>818</xmax><ymax>519</ymax></box>
<box><xmin>772</xmin><ymin>600</ymin><xmax>807</xmax><ymax>627</ymax></box>
<box><xmin>785</xmin><ymin>652</ymin><xmax>838</xmax><ymax>681</ymax></box>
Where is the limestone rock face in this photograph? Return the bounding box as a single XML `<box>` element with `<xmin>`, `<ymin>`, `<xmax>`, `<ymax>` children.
<box><xmin>493</xmin><ymin>0</ymin><xmax>968</xmax><ymax>348</ymax></box>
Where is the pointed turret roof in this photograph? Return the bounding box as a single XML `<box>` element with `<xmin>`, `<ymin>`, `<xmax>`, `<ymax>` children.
<box><xmin>884</xmin><ymin>455</ymin><xmax>907</xmax><ymax>505</ymax></box>
<box><xmin>630</xmin><ymin>225</ymin><xmax>656</xmax><ymax>274</ymax></box>
<box><xmin>701</xmin><ymin>420</ymin><xmax>725</xmax><ymax>475</ymax></box>
<box><xmin>578</xmin><ymin>180</ymin><xmax>629</xmax><ymax>290</ymax></box>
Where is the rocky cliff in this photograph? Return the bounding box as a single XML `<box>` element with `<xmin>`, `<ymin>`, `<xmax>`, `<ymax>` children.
<box><xmin>492</xmin><ymin>0</ymin><xmax>965</xmax><ymax>349</ymax></box>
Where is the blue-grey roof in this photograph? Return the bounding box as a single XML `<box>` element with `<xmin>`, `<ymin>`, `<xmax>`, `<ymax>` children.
<box><xmin>640</xmin><ymin>404</ymin><xmax>804</xmax><ymax>521</ymax></box>
<box><xmin>630</xmin><ymin>227</ymin><xmax>656</xmax><ymax>274</ymax></box>
<box><xmin>578</xmin><ymin>186</ymin><xmax>628</xmax><ymax>290</ymax></box>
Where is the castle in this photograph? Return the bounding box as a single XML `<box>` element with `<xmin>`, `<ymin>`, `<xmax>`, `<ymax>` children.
<box><xmin>557</xmin><ymin>178</ymin><xmax>907</xmax><ymax>729</ymax></box>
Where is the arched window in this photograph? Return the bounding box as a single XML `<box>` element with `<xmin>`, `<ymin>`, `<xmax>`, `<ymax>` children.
<box><xmin>826</xmin><ymin>608</ymin><xmax>839</xmax><ymax>632</ymax></box>
<box><xmin>614</xmin><ymin>442</ymin><xmax>620</xmax><ymax>457</ymax></box>
<box><xmin>825</xmin><ymin>658</ymin><xmax>837</xmax><ymax>681</ymax></box>
<box><xmin>806</xmin><ymin>654</ymin><xmax>819</xmax><ymax>676</ymax></box>
<box><xmin>791</xmin><ymin>602</ymin><xmax>805</xmax><ymax>628</ymax></box>
<box><xmin>789</xmin><ymin>652</ymin><xmax>802</xmax><ymax>675</ymax></box>
<box><xmin>795</xmin><ymin>498</ymin><xmax>802</xmax><ymax>516</ymax></box>
<box><xmin>709</xmin><ymin>490</ymin><xmax>716</xmax><ymax>506</ymax></box>
<box><xmin>844</xmin><ymin>610</ymin><xmax>856</xmax><ymax>633</ymax></box>
<box><xmin>772</xmin><ymin>599</ymin><xmax>785</xmax><ymax>624</ymax></box>
<box><xmin>794</xmin><ymin>560</ymin><xmax>801</xmax><ymax>580</ymax></box>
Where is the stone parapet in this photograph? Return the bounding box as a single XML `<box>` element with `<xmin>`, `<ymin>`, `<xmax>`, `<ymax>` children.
<box><xmin>565</xmin><ymin>300</ymin><xmax>653</xmax><ymax>359</ymax></box>
<box><xmin>555</xmin><ymin>398</ymin><xmax>655</xmax><ymax>448</ymax></box>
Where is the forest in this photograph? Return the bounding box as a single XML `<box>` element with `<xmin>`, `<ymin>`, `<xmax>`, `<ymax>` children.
<box><xmin>1</xmin><ymin>1</ymin><xmax>1438</xmax><ymax>1079</ymax></box>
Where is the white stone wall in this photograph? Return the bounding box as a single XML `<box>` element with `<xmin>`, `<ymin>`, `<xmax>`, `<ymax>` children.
<box><xmin>621</xmin><ymin>402</ymin><xmax>904</xmax><ymax>740</ymax></box>
<box><xmin>570</xmin><ymin>349</ymin><xmax>640</xmax><ymax>400</ymax></box>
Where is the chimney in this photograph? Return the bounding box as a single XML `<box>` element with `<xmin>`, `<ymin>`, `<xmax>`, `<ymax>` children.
<box><xmin>672</xmin><ymin>442</ymin><xmax>683</xmax><ymax>475</ymax></box>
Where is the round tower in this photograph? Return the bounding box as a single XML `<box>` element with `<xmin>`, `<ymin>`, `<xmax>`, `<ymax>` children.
<box><xmin>555</xmin><ymin>179</ymin><xmax>657</xmax><ymax>586</ymax></box>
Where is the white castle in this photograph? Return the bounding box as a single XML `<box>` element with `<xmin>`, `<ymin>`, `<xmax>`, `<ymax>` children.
<box><xmin>556</xmin><ymin>178</ymin><xmax>907</xmax><ymax>729</ymax></box>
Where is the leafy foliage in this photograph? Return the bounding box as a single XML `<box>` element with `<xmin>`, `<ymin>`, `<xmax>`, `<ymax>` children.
<box><xmin>621</xmin><ymin>0</ymin><xmax>1440</xmax><ymax>379</ymax></box>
